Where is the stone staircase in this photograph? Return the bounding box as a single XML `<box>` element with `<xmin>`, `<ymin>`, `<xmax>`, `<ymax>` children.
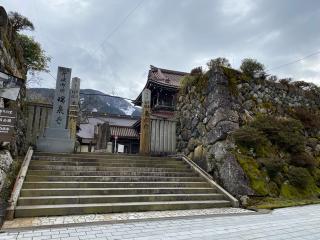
<box><xmin>14</xmin><ymin>152</ymin><xmax>234</xmax><ymax>217</ymax></box>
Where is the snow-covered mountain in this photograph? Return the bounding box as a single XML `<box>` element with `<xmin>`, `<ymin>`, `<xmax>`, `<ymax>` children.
<box><xmin>27</xmin><ymin>88</ymin><xmax>141</xmax><ymax>117</ymax></box>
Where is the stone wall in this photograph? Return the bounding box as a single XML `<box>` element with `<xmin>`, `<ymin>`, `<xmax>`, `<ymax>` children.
<box><xmin>0</xmin><ymin>6</ymin><xmax>27</xmax><ymax>155</ymax></box>
<box><xmin>0</xmin><ymin>6</ymin><xmax>26</xmax><ymax>78</ymax></box>
<box><xmin>176</xmin><ymin>67</ymin><xmax>320</xmax><ymax>198</ymax></box>
<box><xmin>0</xmin><ymin>150</ymin><xmax>13</xmax><ymax>192</ymax></box>
<box><xmin>237</xmin><ymin>78</ymin><xmax>320</xmax><ymax>115</ymax></box>
<box><xmin>0</xmin><ymin>6</ymin><xmax>27</xmax><ymax>222</ymax></box>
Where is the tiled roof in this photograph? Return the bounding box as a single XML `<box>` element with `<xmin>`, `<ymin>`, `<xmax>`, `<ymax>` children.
<box><xmin>97</xmin><ymin>116</ymin><xmax>138</xmax><ymax>127</ymax></box>
<box><xmin>133</xmin><ymin>65</ymin><xmax>188</xmax><ymax>105</ymax></box>
<box><xmin>78</xmin><ymin>116</ymin><xmax>139</xmax><ymax>140</ymax></box>
<box><xmin>148</xmin><ymin>65</ymin><xmax>188</xmax><ymax>88</ymax></box>
<box><xmin>110</xmin><ymin>126</ymin><xmax>139</xmax><ymax>139</ymax></box>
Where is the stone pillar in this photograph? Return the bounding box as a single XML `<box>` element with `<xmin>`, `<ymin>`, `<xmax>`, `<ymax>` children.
<box><xmin>50</xmin><ymin>67</ymin><xmax>72</xmax><ymax>128</ymax></box>
<box><xmin>36</xmin><ymin>67</ymin><xmax>75</xmax><ymax>153</ymax></box>
<box><xmin>95</xmin><ymin>122</ymin><xmax>111</xmax><ymax>151</ymax></box>
<box><xmin>139</xmin><ymin>89</ymin><xmax>151</xmax><ymax>155</ymax></box>
<box><xmin>68</xmin><ymin>77</ymin><xmax>80</xmax><ymax>140</ymax></box>
<box><xmin>0</xmin><ymin>79</ymin><xmax>4</xmax><ymax>108</ymax></box>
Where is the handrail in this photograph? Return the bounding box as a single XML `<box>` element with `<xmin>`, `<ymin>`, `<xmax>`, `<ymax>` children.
<box><xmin>173</xmin><ymin>153</ymin><xmax>239</xmax><ymax>207</ymax></box>
<box><xmin>6</xmin><ymin>146</ymin><xmax>33</xmax><ymax>220</ymax></box>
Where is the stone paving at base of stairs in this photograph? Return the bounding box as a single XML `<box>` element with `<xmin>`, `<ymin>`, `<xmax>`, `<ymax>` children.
<box><xmin>1</xmin><ymin>204</ymin><xmax>320</xmax><ymax>240</ymax></box>
<box><xmin>2</xmin><ymin>207</ymin><xmax>252</xmax><ymax>229</ymax></box>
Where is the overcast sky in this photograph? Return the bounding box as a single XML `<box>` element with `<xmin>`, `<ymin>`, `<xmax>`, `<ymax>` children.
<box><xmin>2</xmin><ymin>0</ymin><xmax>320</xmax><ymax>99</ymax></box>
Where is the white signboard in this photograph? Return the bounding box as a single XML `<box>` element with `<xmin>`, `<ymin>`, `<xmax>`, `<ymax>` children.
<box><xmin>142</xmin><ymin>89</ymin><xmax>151</xmax><ymax>107</ymax></box>
<box><xmin>117</xmin><ymin>144</ymin><xmax>124</xmax><ymax>153</ymax></box>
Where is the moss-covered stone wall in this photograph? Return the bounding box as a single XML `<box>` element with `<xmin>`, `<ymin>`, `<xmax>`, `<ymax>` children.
<box><xmin>176</xmin><ymin>66</ymin><xmax>320</xmax><ymax>200</ymax></box>
<box><xmin>0</xmin><ymin>6</ymin><xmax>27</xmax><ymax>224</ymax></box>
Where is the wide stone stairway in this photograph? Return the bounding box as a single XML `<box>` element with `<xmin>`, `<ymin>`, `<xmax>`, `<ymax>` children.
<box><xmin>14</xmin><ymin>152</ymin><xmax>233</xmax><ymax>217</ymax></box>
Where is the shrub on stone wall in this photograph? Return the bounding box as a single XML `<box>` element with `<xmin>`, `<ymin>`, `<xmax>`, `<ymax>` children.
<box><xmin>233</xmin><ymin>126</ymin><xmax>270</xmax><ymax>156</ymax></box>
<box><xmin>179</xmin><ymin>68</ymin><xmax>209</xmax><ymax>94</ymax></box>
<box><xmin>240</xmin><ymin>58</ymin><xmax>265</xmax><ymax>78</ymax></box>
<box><xmin>233</xmin><ymin>114</ymin><xmax>320</xmax><ymax>197</ymax></box>
<box><xmin>287</xmin><ymin>167</ymin><xmax>313</xmax><ymax>189</ymax></box>
<box><xmin>290</xmin><ymin>151</ymin><xmax>317</xmax><ymax>169</ymax></box>
<box><xmin>260</xmin><ymin>157</ymin><xmax>285</xmax><ymax>179</ymax></box>
<box><xmin>291</xmin><ymin>107</ymin><xmax>320</xmax><ymax>135</ymax></box>
<box><xmin>207</xmin><ymin>57</ymin><xmax>231</xmax><ymax>69</ymax></box>
<box><xmin>251</xmin><ymin>116</ymin><xmax>305</xmax><ymax>153</ymax></box>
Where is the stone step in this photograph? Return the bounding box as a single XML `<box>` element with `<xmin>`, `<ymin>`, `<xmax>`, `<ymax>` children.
<box><xmin>18</xmin><ymin>193</ymin><xmax>226</xmax><ymax>205</ymax></box>
<box><xmin>32</xmin><ymin>154</ymin><xmax>177</xmax><ymax>162</ymax></box>
<box><xmin>30</xmin><ymin>160</ymin><xmax>187</xmax><ymax>168</ymax></box>
<box><xmin>20</xmin><ymin>187</ymin><xmax>216</xmax><ymax>197</ymax></box>
<box><xmin>27</xmin><ymin>170</ymin><xmax>198</xmax><ymax>177</ymax></box>
<box><xmin>22</xmin><ymin>181</ymin><xmax>210</xmax><ymax>189</ymax></box>
<box><xmin>33</xmin><ymin>152</ymin><xmax>170</xmax><ymax>159</ymax></box>
<box><xmin>25</xmin><ymin>175</ymin><xmax>204</xmax><ymax>182</ymax></box>
<box><xmin>31</xmin><ymin>157</ymin><xmax>182</xmax><ymax>165</ymax></box>
<box><xmin>14</xmin><ymin>153</ymin><xmax>236</xmax><ymax>218</ymax></box>
<box><xmin>15</xmin><ymin>200</ymin><xmax>232</xmax><ymax>217</ymax></box>
<box><xmin>28</xmin><ymin>165</ymin><xmax>192</xmax><ymax>173</ymax></box>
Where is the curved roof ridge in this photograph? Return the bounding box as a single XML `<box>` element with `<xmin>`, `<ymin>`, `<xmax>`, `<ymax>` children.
<box><xmin>150</xmin><ymin>65</ymin><xmax>188</xmax><ymax>75</ymax></box>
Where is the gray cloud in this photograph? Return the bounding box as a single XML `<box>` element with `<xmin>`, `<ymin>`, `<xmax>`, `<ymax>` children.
<box><xmin>3</xmin><ymin>0</ymin><xmax>320</xmax><ymax>99</ymax></box>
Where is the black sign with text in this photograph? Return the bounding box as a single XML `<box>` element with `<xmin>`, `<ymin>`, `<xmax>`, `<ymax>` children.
<box><xmin>0</xmin><ymin>107</ymin><xmax>16</xmax><ymax>142</ymax></box>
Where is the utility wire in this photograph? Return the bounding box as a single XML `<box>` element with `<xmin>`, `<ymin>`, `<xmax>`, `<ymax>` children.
<box><xmin>266</xmin><ymin>50</ymin><xmax>320</xmax><ymax>72</ymax></box>
<box><xmin>47</xmin><ymin>72</ymin><xmax>56</xmax><ymax>81</ymax></box>
<box><xmin>45</xmin><ymin>0</ymin><xmax>144</xmax><ymax>81</ymax></box>
<box><xmin>92</xmin><ymin>0</ymin><xmax>145</xmax><ymax>56</ymax></box>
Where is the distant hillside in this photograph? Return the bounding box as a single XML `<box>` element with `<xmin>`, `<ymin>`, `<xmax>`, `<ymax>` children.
<box><xmin>27</xmin><ymin>88</ymin><xmax>141</xmax><ymax>117</ymax></box>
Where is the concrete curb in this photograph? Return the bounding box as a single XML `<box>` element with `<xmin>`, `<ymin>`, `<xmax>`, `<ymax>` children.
<box><xmin>1</xmin><ymin>210</ymin><xmax>261</xmax><ymax>233</ymax></box>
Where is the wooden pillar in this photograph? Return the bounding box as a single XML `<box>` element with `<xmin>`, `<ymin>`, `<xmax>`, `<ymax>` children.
<box><xmin>139</xmin><ymin>89</ymin><xmax>151</xmax><ymax>155</ymax></box>
<box><xmin>26</xmin><ymin>105</ymin><xmax>34</xmax><ymax>144</ymax></box>
<box><xmin>47</xmin><ymin>108</ymin><xmax>52</xmax><ymax>127</ymax></box>
<box><xmin>39</xmin><ymin>107</ymin><xmax>46</xmax><ymax>138</ymax></box>
<box><xmin>33</xmin><ymin>106</ymin><xmax>41</xmax><ymax>144</ymax></box>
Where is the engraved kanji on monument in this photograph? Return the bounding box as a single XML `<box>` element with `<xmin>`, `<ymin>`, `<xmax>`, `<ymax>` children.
<box><xmin>68</xmin><ymin>77</ymin><xmax>81</xmax><ymax>140</ymax></box>
<box><xmin>70</xmin><ymin>77</ymin><xmax>80</xmax><ymax>107</ymax></box>
<box><xmin>51</xmin><ymin>67</ymin><xmax>71</xmax><ymax>128</ymax></box>
<box><xmin>37</xmin><ymin>66</ymin><xmax>75</xmax><ymax>153</ymax></box>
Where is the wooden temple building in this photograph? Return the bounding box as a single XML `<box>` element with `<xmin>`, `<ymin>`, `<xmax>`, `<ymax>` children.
<box><xmin>77</xmin><ymin>113</ymin><xmax>140</xmax><ymax>153</ymax></box>
<box><xmin>76</xmin><ymin>65</ymin><xmax>187</xmax><ymax>155</ymax></box>
<box><xmin>133</xmin><ymin>65</ymin><xmax>187</xmax><ymax>155</ymax></box>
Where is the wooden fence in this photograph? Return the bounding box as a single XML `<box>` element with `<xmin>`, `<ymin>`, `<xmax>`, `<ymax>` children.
<box><xmin>26</xmin><ymin>102</ymin><xmax>52</xmax><ymax>146</ymax></box>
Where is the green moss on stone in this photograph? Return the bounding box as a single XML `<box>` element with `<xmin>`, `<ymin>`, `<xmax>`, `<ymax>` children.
<box><xmin>280</xmin><ymin>179</ymin><xmax>319</xmax><ymax>199</ymax></box>
<box><xmin>268</xmin><ymin>181</ymin><xmax>280</xmax><ymax>197</ymax></box>
<box><xmin>222</xmin><ymin>67</ymin><xmax>241</xmax><ymax>96</ymax></box>
<box><xmin>3</xmin><ymin>34</ymin><xmax>11</xmax><ymax>51</ymax></box>
<box><xmin>236</xmin><ymin>153</ymin><xmax>269</xmax><ymax>195</ymax></box>
<box><xmin>179</xmin><ymin>71</ymin><xmax>209</xmax><ymax>95</ymax></box>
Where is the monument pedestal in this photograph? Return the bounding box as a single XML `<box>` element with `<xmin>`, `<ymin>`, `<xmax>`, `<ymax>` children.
<box><xmin>35</xmin><ymin>66</ymin><xmax>75</xmax><ymax>153</ymax></box>
<box><xmin>37</xmin><ymin>128</ymin><xmax>74</xmax><ymax>153</ymax></box>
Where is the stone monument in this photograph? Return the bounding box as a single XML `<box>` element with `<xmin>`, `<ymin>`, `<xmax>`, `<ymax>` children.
<box><xmin>68</xmin><ymin>77</ymin><xmax>80</xmax><ymax>140</ymax></box>
<box><xmin>37</xmin><ymin>66</ymin><xmax>75</xmax><ymax>152</ymax></box>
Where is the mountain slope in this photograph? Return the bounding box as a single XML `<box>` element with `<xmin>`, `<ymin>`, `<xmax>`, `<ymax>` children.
<box><xmin>27</xmin><ymin>88</ymin><xmax>141</xmax><ymax>117</ymax></box>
